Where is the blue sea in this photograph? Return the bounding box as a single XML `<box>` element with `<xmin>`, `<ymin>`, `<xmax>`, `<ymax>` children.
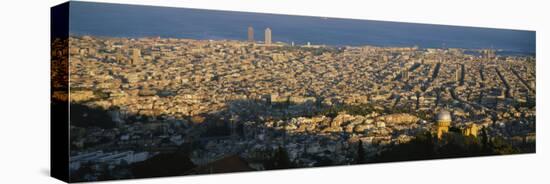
<box><xmin>68</xmin><ymin>1</ymin><xmax>535</xmax><ymax>56</ymax></box>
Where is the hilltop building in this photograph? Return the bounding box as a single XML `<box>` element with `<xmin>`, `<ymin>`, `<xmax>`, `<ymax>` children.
<box><xmin>435</xmin><ymin>110</ymin><xmax>452</xmax><ymax>139</ymax></box>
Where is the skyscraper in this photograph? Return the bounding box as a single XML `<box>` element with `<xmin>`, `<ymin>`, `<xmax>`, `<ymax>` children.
<box><xmin>131</xmin><ymin>48</ymin><xmax>142</xmax><ymax>65</ymax></box>
<box><xmin>115</xmin><ymin>48</ymin><xmax>124</xmax><ymax>63</ymax></box>
<box><xmin>481</xmin><ymin>49</ymin><xmax>496</xmax><ymax>61</ymax></box>
<box><xmin>265</xmin><ymin>28</ymin><xmax>272</xmax><ymax>45</ymax></box>
<box><xmin>455</xmin><ymin>69</ymin><xmax>461</xmax><ymax>82</ymax></box>
<box><xmin>247</xmin><ymin>26</ymin><xmax>254</xmax><ymax>42</ymax></box>
<box><xmin>402</xmin><ymin>70</ymin><xmax>409</xmax><ymax>81</ymax></box>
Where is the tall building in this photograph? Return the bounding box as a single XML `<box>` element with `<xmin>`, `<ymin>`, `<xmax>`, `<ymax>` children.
<box><xmin>131</xmin><ymin>48</ymin><xmax>142</xmax><ymax>65</ymax></box>
<box><xmin>115</xmin><ymin>49</ymin><xmax>124</xmax><ymax>63</ymax></box>
<box><xmin>402</xmin><ymin>70</ymin><xmax>409</xmax><ymax>81</ymax></box>
<box><xmin>435</xmin><ymin>110</ymin><xmax>452</xmax><ymax>139</ymax></box>
<box><xmin>481</xmin><ymin>49</ymin><xmax>496</xmax><ymax>61</ymax></box>
<box><xmin>455</xmin><ymin>69</ymin><xmax>461</xmax><ymax>82</ymax></box>
<box><xmin>264</xmin><ymin>28</ymin><xmax>272</xmax><ymax>45</ymax></box>
<box><xmin>247</xmin><ymin>26</ymin><xmax>254</xmax><ymax>42</ymax></box>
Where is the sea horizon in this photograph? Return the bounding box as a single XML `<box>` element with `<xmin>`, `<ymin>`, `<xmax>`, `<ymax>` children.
<box><xmin>68</xmin><ymin>1</ymin><xmax>536</xmax><ymax>56</ymax></box>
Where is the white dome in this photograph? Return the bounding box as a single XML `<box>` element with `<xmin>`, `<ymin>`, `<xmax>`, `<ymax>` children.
<box><xmin>436</xmin><ymin>110</ymin><xmax>452</xmax><ymax>122</ymax></box>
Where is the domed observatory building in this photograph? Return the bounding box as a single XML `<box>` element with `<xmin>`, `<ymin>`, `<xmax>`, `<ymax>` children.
<box><xmin>435</xmin><ymin>110</ymin><xmax>452</xmax><ymax>139</ymax></box>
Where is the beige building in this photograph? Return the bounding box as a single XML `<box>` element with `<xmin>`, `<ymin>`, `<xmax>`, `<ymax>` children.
<box><xmin>264</xmin><ymin>28</ymin><xmax>272</xmax><ymax>45</ymax></box>
<box><xmin>462</xmin><ymin>123</ymin><xmax>479</xmax><ymax>137</ymax></box>
<box><xmin>131</xmin><ymin>48</ymin><xmax>142</xmax><ymax>65</ymax></box>
<box><xmin>435</xmin><ymin>110</ymin><xmax>452</xmax><ymax>139</ymax></box>
<box><xmin>248</xmin><ymin>26</ymin><xmax>254</xmax><ymax>42</ymax></box>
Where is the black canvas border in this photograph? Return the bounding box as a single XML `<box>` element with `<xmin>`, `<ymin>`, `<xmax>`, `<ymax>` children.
<box><xmin>51</xmin><ymin>1</ymin><xmax>70</xmax><ymax>183</ymax></box>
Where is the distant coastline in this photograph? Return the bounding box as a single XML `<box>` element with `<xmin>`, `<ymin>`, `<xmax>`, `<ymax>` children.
<box><xmin>68</xmin><ymin>34</ymin><xmax>536</xmax><ymax>57</ymax></box>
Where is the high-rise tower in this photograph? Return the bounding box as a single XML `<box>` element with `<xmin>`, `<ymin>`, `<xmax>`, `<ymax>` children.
<box><xmin>131</xmin><ymin>48</ymin><xmax>142</xmax><ymax>65</ymax></box>
<box><xmin>264</xmin><ymin>28</ymin><xmax>272</xmax><ymax>45</ymax></box>
<box><xmin>247</xmin><ymin>26</ymin><xmax>254</xmax><ymax>42</ymax></box>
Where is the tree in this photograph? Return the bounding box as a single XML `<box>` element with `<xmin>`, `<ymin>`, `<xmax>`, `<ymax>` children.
<box><xmin>480</xmin><ymin>127</ymin><xmax>491</xmax><ymax>154</ymax></box>
<box><xmin>273</xmin><ymin>146</ymin><xmax>292</xmax><ymax>169</ymax></box>
<box><xmin>72</xmin><ymin>162</ymin><xmax>94</xmax><ymax>182</ymax></box>
<box><xmin>355</xmin><ymin>140</ymin><xmax>366</xmax><ymax>164</ymax></box>
<box><xmin>265</xmin><ymin>146</ymin><xmax>292</xmax><ymax>169</ymax></box>
<box><xmin>70</xmin><ymin>103</ymin><xmax>117</xmax><ymax>129</ymax></box>
<box><xmin>490</xmin><ymin>136</ymin><xmax>519</xmax><ymax>155</ymax></box>
<box><xmin>372</xmin><ymin>129</ymin><xmax>520</xmax><ymax>163</ymax></box>
<box><xmin>97</xmin><ymin>164</ymin><xmax>113</xmax><ymax>181</ymax></box>
<box><xmin>130</xmin><ymin>152</ymin><xmax>196</xmax><ymax>178</ymax></box>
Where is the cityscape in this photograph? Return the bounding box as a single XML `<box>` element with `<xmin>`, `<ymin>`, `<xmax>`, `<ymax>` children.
<box><xmin>51</xmin><ymin>2</ymin><xmax>536</xmax><ymax>182</ymax></box>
